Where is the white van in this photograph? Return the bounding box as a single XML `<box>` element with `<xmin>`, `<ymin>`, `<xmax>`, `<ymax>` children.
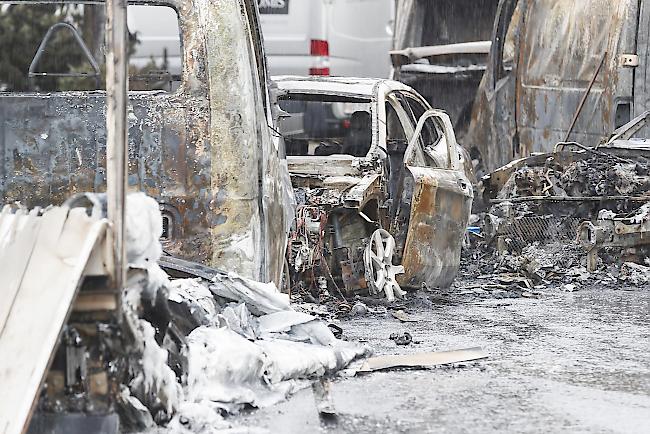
<box><xmin>259</xmin><ymin>0</ymin><xmax>394</xmax><ymax>78</ymax></box>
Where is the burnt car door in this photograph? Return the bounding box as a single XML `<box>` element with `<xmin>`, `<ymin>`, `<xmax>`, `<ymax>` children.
<box><xmin>389</xmin><ymin>97</ymin><xmax>473</xmax><ymax>289</ymax></box>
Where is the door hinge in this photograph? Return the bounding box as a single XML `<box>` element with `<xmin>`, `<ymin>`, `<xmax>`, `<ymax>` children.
<box><xmin>619</xmin><ymin>54</ymin><xmax>639</xmax><ymax>68</ymax></box>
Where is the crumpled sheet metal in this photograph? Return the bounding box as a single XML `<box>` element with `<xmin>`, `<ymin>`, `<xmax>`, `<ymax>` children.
<box><xmin>171</xmin><ymin>276</ymin><xmax>369</xmax><ymax>421</ymax></box>
<box><xmin>209</xmin><ymin>272</ymin><xmax>292</xmax><ymax>316</ymax></box>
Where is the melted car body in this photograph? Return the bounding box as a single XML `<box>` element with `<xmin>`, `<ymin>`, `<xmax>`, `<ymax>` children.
<box><xmin>275</xmin><ymin>76</ymin><xmax>473</xmax><ymax>294</ymax></box>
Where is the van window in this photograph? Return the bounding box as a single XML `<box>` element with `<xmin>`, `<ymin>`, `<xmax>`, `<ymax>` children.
<box><xmin>419</xmin><ymin>0</ymin><xmax>499</xmax><ymax>46</ymax></box>
<box><xmin>279</xmin><ymin>93</ymin><xmax>372</xmax><ymax>157</ymax></box>
<box><xmin>396</xmin><ymin>0</ymin><xmax>498</xmax><ymax>48</ymax></box>
<box><xmin>0</xmin><ymin>2</ymin><xmax>182</xmax><ymax>93</ymax></box>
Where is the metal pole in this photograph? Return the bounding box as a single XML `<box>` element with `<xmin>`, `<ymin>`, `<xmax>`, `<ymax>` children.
<box><xmin>564</xmin><ymin>52</ymin><xmax>607</xmax><ymax>143</ymax></box>
<box><xmin>106</xmin><ymin>0</ymin><xmax>128</xmax><ymax>294</ymax></box>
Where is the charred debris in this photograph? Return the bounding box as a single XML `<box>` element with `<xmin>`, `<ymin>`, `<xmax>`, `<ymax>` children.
<box><xmin>458</xmin><ymin>116</ymin><xmax>650</xmax><ymax>297</ymax></box>
<box><xmin>287</xmin><ymin>120</ymin><xmax>650</xmax><ymax>314</ymax></box>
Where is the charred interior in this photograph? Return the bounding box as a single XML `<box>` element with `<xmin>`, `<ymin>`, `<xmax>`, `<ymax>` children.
<box><xmin>289</xmin><ymin>184</ymin><xmax>389</xmax><ymax>298</ymax></box>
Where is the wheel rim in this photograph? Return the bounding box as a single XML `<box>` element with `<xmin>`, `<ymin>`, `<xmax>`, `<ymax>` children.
<box><xmin>364</xmin><ymin>229</ymin><xmax>406</xmax><ymax>301</ymax></box>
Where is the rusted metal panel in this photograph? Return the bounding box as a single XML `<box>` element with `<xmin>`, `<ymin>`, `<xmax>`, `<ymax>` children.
<box><xmin>0</xmin><ymin>0</ymin><xmax>291</xmax><ymax>285</ymax></box>
<box><xmin>398</xmin><ymin>166</ymin><xmax>473</xmax><ymax>289</ymax></box>
<box><xmin>466</xmin><ymin>0</ymin><xmax>640</xmax><ymax>174</ymax></box>
<box><xmin>516</xmin><ymin>0</ymin><xmax>634</xmax><ymax>149</ymax></box>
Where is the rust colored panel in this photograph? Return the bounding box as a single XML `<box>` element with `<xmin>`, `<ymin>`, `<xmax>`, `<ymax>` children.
<box><xmin>398</xmin><ymin>166</ymin><xmax>472</xmax><ymax>289</ymax></box>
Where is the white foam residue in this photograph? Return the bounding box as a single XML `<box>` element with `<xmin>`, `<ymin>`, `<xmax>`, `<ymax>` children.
<box><xmin>125</xmin><ymin>193</ymin><xmax>163</xmax><ymax>268</ymax></box>
<box><xmin>120</xmin><ymin>193</ymin><xmax>368</xmax><ymax>431</ymax></box>
<box><xmin>123</xmin><ymin>285</ymin><xmax>183</xmax><ymax>416</ymax></box>
<box><xmin>185</xmin><ymin>327</ymin><xmax>277</xmax><ymax>407</ymax></box>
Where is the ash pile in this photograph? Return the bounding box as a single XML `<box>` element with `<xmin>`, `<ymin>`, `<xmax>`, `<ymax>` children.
<box><xmin>461</xmin><ymin>141</ymin><xmax>650</xmax><ymax>295</ymax></box>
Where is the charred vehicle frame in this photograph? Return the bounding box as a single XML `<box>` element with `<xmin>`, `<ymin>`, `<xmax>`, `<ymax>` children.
<box><xmin>0</xmin><ymin>0</ymin><xmax>294</xmax><ymax>432</ymax></box>
<box><xmin>482</xmin><ymin>112</ymin><xmax>650</xmax><ymax>272</ymax></box>
<box><xmin>274</xmin><ymin>76</ymin><xmax>474</xmax><ymax>300</ymax></box>
<box><xmin>0</xmin><ymin>0</ymin><xmax>294</xmax><ymax>286</ymax></box>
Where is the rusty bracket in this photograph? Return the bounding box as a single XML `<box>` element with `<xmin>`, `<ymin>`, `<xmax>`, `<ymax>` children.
<box><xmin>578</xmin><ymin>214</ymin><xmax>650</xmax><ymax>272</ymax></box>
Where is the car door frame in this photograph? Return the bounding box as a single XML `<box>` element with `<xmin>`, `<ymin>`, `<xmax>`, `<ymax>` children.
<box><xmin>391</xmin><ymin>109</ymin><xmax>474</xmax><ymax>289</ymax></box>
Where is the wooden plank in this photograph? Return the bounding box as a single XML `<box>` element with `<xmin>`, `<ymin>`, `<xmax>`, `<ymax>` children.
<box><xmin>359</xmin><ymin>347</ymin><xmax>488</xmax><ymax>372</ymax></box>
<box><xmin>0</xmin><ymin>206</ymin><xmax>107</xmax><ymax>434</ymax></box>
<box><xmin>0</xmin><ymin>210</ymin><xmax>40</xmax><ymax>329</ymax></box>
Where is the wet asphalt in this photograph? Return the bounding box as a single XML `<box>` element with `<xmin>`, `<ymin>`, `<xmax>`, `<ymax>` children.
<box><xmin>233</xmin><ymin>285</ymin><xmax>650</xmax><ymax>433</ymax></box>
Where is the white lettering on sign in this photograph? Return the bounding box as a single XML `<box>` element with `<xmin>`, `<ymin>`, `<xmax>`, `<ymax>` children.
<box><xmin>258</xmin><ymin>0</ymin><xmax>289</xmax><ymax>14</ymax></box>
<box><xmin>259</xmin><ymin>0</ymin><xmax>286</xmax><ymax>7</ymax></box>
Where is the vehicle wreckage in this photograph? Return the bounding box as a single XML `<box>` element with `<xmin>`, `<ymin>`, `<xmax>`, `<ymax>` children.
<box><xmin>0</xmin><ymin>0</ymin><xmax>335</xmax><ymax>433</ymax></box>
<box><xmin>391</xmin><ymin>0</ymin><xmax>499</xmax><ymax>137</ymax></box>
<box><xmin>0</xmin><ymin>0</ymin><xmax>294</xmax><ymax>288</ymax></box>
<box><xmin>466</xmin><ymin>0</ymin><xmax>650</xmax><ymax>175</ymax></box>
<box><xmin>274</xmin><ymin>76</ymin><xmax>474</xmax><ymax>300</ymax></box>
<box><xmin>481</xmin><ymin>112</ymin><xmax>650</xmax><ymax>272</ymax></box>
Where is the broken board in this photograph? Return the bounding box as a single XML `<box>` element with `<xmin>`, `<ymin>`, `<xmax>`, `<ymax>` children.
<box><xmin>359</xmin><ymin>347</ymin><xmax>488</xmax><ymax>372</ymax></box>
<box><xmin>0</xmin><ymin>206</ymin><xmax>107</xmax><ymax>434</ymax></box>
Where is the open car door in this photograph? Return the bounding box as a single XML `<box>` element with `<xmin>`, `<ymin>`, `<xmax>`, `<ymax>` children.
<box><xmin>391</xmin><ymin>110</ymin><xmax>474</xmax><ymax>289</ymax></box>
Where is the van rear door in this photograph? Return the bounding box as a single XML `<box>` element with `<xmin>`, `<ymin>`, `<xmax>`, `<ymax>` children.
<box><xmin>515</xmin><ymin>0</ymin><xmax>637</xmax><ymax>152</ymax></box>
<box><xmin>328</xmin><ymin>0</ymin><xmax>394</xmax><ymax>77</ymax></box>
<box><xmin>259</xmin><ymin>0</ymin><xmax>324</xmax><ymax>75</ymax></box>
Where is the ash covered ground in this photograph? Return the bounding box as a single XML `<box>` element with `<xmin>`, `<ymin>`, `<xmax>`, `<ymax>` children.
<box><xmin>230</xmin><ymin>238</ymin><xmax>650</xmax><ymax>434</ymax></box>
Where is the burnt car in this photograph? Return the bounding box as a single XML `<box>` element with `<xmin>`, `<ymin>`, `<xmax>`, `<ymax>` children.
<box><xmin>274</xmin><ymin>76</ymin><xmax>474</xmax><ymax>299</ymax></box>
<box><xmin>481</xmin><ymin>112</ymin><xmax>650</xmax><ymax>272</ymax></box>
